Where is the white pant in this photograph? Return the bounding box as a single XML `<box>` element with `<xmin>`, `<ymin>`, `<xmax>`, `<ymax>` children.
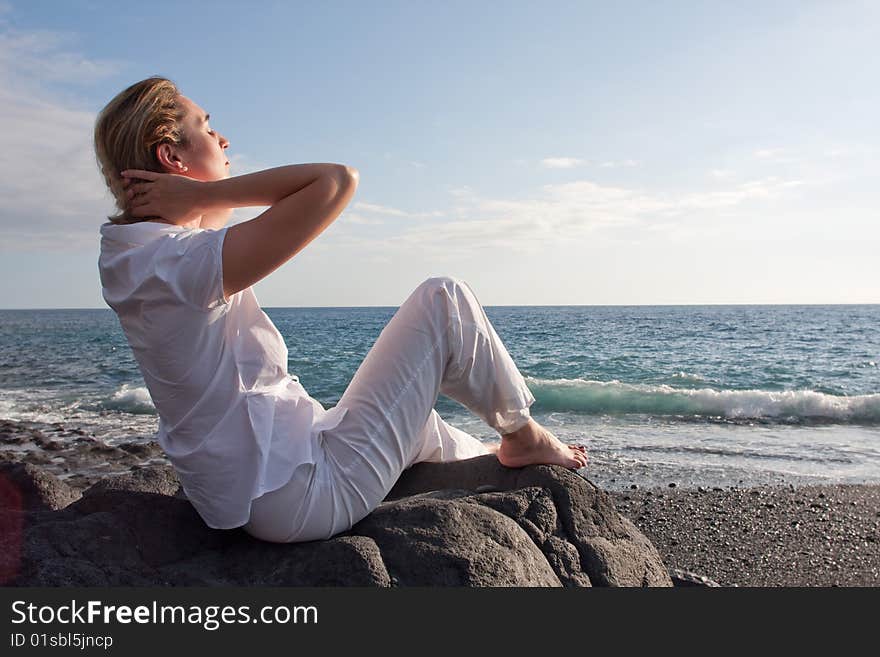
<box><xmin>242</xmin><ymin>276</ymin><xmax>536</xmax><ymax>543</ymax></box>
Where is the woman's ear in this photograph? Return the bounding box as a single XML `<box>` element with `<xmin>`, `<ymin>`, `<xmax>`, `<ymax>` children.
<box><xmin>155</xmin><ymin>143</ymin><xmax>188</xmax><ymax>174</ymax></box>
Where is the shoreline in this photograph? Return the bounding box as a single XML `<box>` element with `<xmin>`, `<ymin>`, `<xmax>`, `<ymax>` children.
<box><xmin>2</xmin><ymin>416</ymin><xmax>878</xmax><ymax>586</ymax></box>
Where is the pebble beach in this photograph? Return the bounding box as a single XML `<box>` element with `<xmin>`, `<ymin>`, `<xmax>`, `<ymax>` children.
<box><xmin>610</xmin><ymin>485</ymin><xmax>880</xmax><ymax>587</ymax></box>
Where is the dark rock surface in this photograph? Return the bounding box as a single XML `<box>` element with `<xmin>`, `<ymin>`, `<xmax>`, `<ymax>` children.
<box><xmin>0</xmin><ymin>457</ymin><xmax>672</xmax><ymax>587</ymax></box>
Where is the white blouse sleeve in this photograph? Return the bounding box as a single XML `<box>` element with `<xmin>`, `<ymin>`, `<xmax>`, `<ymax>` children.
<box><xmin>157</xmin><ymin>226</ymin><xmax>231</xmax><ymax>312</ymax></box>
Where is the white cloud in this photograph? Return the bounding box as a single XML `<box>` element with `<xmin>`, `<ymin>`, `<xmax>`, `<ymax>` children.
<box><xmin>754</xmin><ymin>148</ymin><xmax>796</xmax><ymax>164</ymax></box>
<box><xmin>0</xmin><ymin>91</ymin><xmax>110</xmax><ymax>251</ymax></box>
<box><xmin>0</xmin><ymin>26</ymin><xmax>274</xmax><ymax>252</ymax></box>
<box><xmin>355</xmin><ymin>202</ymin><xmax>410</xmax><ymax>217</ymax></box>
<box><xmin>822</xmin><ymin>145</ymin><xmax>877</xmax><ymax>161</ymax></box>
<box><xmin>320</xmin><ymin>175</ymin><xmax>807</xmax><ymax>260</ymax></box>
<box><xmin>674</xmin><ymin>177</ymin><xmax>801</xmax><ymax>210</ymax></box>
<box><xmin>353</xmin><ymin>201</ymin><xmax>443</xmax><ymax>220</ymax></box>
<box><xmin>0</xmin><ymin>26</ymin><xmax>124</xmax><ymax>251</ymax></box>
<box><xmin>754</xmin><ymin>148</ymin><xmax>781</xmax><ymax>159</ymax></box>
<box><xmin>599</xmin><ymin>159</ymin><xmax>641</xmax><ymax>168</ymax></box>
<box><xmin>0</xmin><ymin>29</ymin><xmax>118</xmax><ymax>88</ymax></box>
<box><xmin>448</xmin><ymin>186</ymin><xmax>474</xmax><ymax>198</ymax></box>
<box><xmin>342</xmin><ymin>212</ymin><xmax>384</xmax><ymax>226</ymax></box>
<box><xmin>540</xmin><ymin>157</ymin><xmax>586</xmax><ymax>169</ymax></box>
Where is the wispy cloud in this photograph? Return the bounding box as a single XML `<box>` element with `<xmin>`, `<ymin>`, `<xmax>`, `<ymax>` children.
<box><xmin>341</xmin><ymin>213</ymin><xmax>385</xmax><ymax>226</ymax></box>
<box><xmin>353</xmin><ymin>201</ymin><xmax>442</xmax><ymax>220</ymax></box>
<box><xmin>598</xmin><ymin>159</ymin><xmax>641</xmax><ymax>168</ymax></box>
<box><xmin>0</xmin><ymin>29</ymin><xmax>118</xmax><ymax>87</ymax></box>
<box><xmin>448</xmin><ymin>186</ymin><xmax>474</xmax><ymax>198</ymax></box>
<box><xmin>540</xmin><ymin>157</ymin><xmax>586</xmax><ymax>169</ymax></box>
<box><xmin>674</xmin><ymin>177</ymin><xmax>803</xmax><ymax>210</ymax></box>
<box><xmin>0</xmin><ymin>26</ymin><xmax>278</xmax><ymax>251</ymax></box>
<box><xmin>0</xmin><ymin>26</ymin><xmax>123</xmax><ymax>251</ymax></box>
<box><xmin>322</xmin><ymin>175</ymin><xmax>807</xmax><ymax>259</ymax></box>
<box><xmin>354</xmin><ymin>202</ymin><xmax>410</xmax><ymax>217</ymax></box>
<box><xmin>754</xmin><ymin>148</ymin><xmax>783</xmax><ymax>159</ymax></box>
<box><xmin>754</xmin><ymin>147</ymin><xmax>796</xmax><ymax>164</ymax></box>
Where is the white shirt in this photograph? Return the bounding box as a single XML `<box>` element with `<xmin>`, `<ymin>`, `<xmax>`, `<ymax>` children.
<box><xmin>98</xmin><ymin>220</ymin><xmax>348</xmax><ymax>529</ymax></box>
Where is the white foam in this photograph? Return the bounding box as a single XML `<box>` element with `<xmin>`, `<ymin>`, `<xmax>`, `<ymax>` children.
<box><xmin>106</xmin><ymin>384</ymin><xmax>155</xmax><ymax>414</ymax></box>
<box><xmin>523</xmin><ymin>376</ymin><xmax>880</xmax><ymax>422</ymax></box>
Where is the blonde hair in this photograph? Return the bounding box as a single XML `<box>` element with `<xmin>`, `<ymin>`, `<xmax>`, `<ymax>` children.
<box><xmin>94</xmin><ymin>76</ymin><xmax>189</xmax><ymax>225</ymax></box>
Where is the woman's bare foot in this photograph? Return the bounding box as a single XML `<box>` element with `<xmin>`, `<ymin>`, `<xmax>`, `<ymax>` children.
<box><xmin>496</xmin><ymin>418</ymin><xmax>588</xmax><ymax>470</ymax></box>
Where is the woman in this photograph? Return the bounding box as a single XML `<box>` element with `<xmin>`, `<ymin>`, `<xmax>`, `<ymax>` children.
<box><xmin>95</xmin><ymin>77</ymin><xmax>588</xmax><ymax>543</ymax></box>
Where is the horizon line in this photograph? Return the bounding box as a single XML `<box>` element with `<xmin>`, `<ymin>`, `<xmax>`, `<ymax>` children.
<box><xmin>2</xmin><ymin>302</ymin><xmax>879</xmax><ymax>311</ymax></box>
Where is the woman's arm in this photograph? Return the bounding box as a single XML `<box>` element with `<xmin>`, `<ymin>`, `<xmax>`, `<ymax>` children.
<box><xmin>121</xmin><ymin>163</ymin><xmax>353</xmax><ymax>224</ymax></box>
<box><xmin>202</xmin><ymin>163</ymin><xmax>354</xmax><ymax>210</ymax></box>
<box><xmin>122</xmin><ymin>163</ymin><xmax>359</xmax><ymax>299</ymax></box>
<box><xmin>220</xmin><ymin>170</ymin><xmax>357</xmax><ymax>298</ymax></box>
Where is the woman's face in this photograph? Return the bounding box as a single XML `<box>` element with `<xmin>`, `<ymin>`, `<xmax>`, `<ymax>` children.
<box><xmin>173</xmin><ymin>95</ymin><xmax>230</xmax><ymax>182</ymax></box>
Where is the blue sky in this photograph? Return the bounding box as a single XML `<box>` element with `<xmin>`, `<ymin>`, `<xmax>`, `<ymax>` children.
<box><xmin>0</xmin><ymin>0</ymin><xmax>877</xmax><ymax>308</ymax></box>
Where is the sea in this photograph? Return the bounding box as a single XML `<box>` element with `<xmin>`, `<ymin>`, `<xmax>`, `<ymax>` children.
<box><xmin>1</xmin><ymin>304</ymin><xmax>878</xmax><ymax>491</ymax></box>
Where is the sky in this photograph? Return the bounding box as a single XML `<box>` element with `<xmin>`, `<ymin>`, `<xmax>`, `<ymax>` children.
<box><xmin>0</xmin><ymin>0</ymin><xmax>877</xmax><ymax>309</ymax></box>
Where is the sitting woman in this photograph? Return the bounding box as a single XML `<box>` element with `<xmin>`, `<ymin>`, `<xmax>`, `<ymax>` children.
<box><xmin>95</xmin><ymin>77</ymin><xmax>588</xmax><ymax>543</ymax></box>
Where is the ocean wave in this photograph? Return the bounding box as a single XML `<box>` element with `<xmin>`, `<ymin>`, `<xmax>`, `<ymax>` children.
<box><xmin>103</xmin><ymin>384</ymin><xmax>155</xmax><ymax>415</ymax></box>
<box><xmin>523</xmin><ymin>377</ymin><xmax>880</xmax><ymax>424</ymax></box>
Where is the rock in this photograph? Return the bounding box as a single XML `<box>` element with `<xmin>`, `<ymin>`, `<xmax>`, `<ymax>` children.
<box><xmin>386</xmin><ymin>457</ymin><xmax>671</xmax><ymax>586</ymax></box>
<box><xmin>83</xmin><ymin>465</ymin><xmax>181</xmax><ymax>497</ymax></box>
<box><xmin>353</xmin><ymin>489</ymin><xmax>563</xmax><ymax>586</ymax></box>
<box><xmin>668</xmin><ymin>568</ymin><xmax>721</xmax><ymax>587</ymax></box>
<box><xmin>1</xmin><ymin>456</ymin><xmax>672</xmax><ymax>587</ymax></box>
<box><xmin>117</xmin><ymin>441</ymin><xmax>163</xmax><ymax>458</ymax></box>
<box><xmin>0</xmin><ymin>463</ymin><xmax>82</xmax><ymax>512</ymax></box>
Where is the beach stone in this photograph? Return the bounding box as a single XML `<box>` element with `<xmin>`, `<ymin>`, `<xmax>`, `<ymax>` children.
<box><xmin>118</xmin><ymin>441</ymin><xmax>164</xmax><ymax>458</ymax></box>
<box><xmin>158</xmin><ymin>535</ymin><xmax>391</xmax><ymax>587</ymax></box>
<box><xmin>352</xmin><ymin>489</ymin><xmax>562</xmax><ymax>586</ymax></box>
<box><xmin>0</xmin><ymin>463</ymin><xmax>81</xmax><ymax>512</ymax></box>
<box><xmin>3</xmin><ymin>456</ymin><xmax>672</xmax><ymax>587</ymax></box>
<box><xmin>668</xmin><ymin>568</ymin><xmax>721</xmax><ymax>587</ymax></box>
<box><xmin>83</xmin><ymin>464</ymin><xmax>181</xmax><ymax>497</ymax></box>
<box><xmin>388</xmin><ymin>457</ymin><xmax>672</xmax><ymax>586</ymax></box>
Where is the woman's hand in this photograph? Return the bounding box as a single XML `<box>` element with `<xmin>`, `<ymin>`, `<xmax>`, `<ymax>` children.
<box><xmin>121</xmin><ymin>169</ymin><xmax>207</xmax><ymax>224</ymax></box>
